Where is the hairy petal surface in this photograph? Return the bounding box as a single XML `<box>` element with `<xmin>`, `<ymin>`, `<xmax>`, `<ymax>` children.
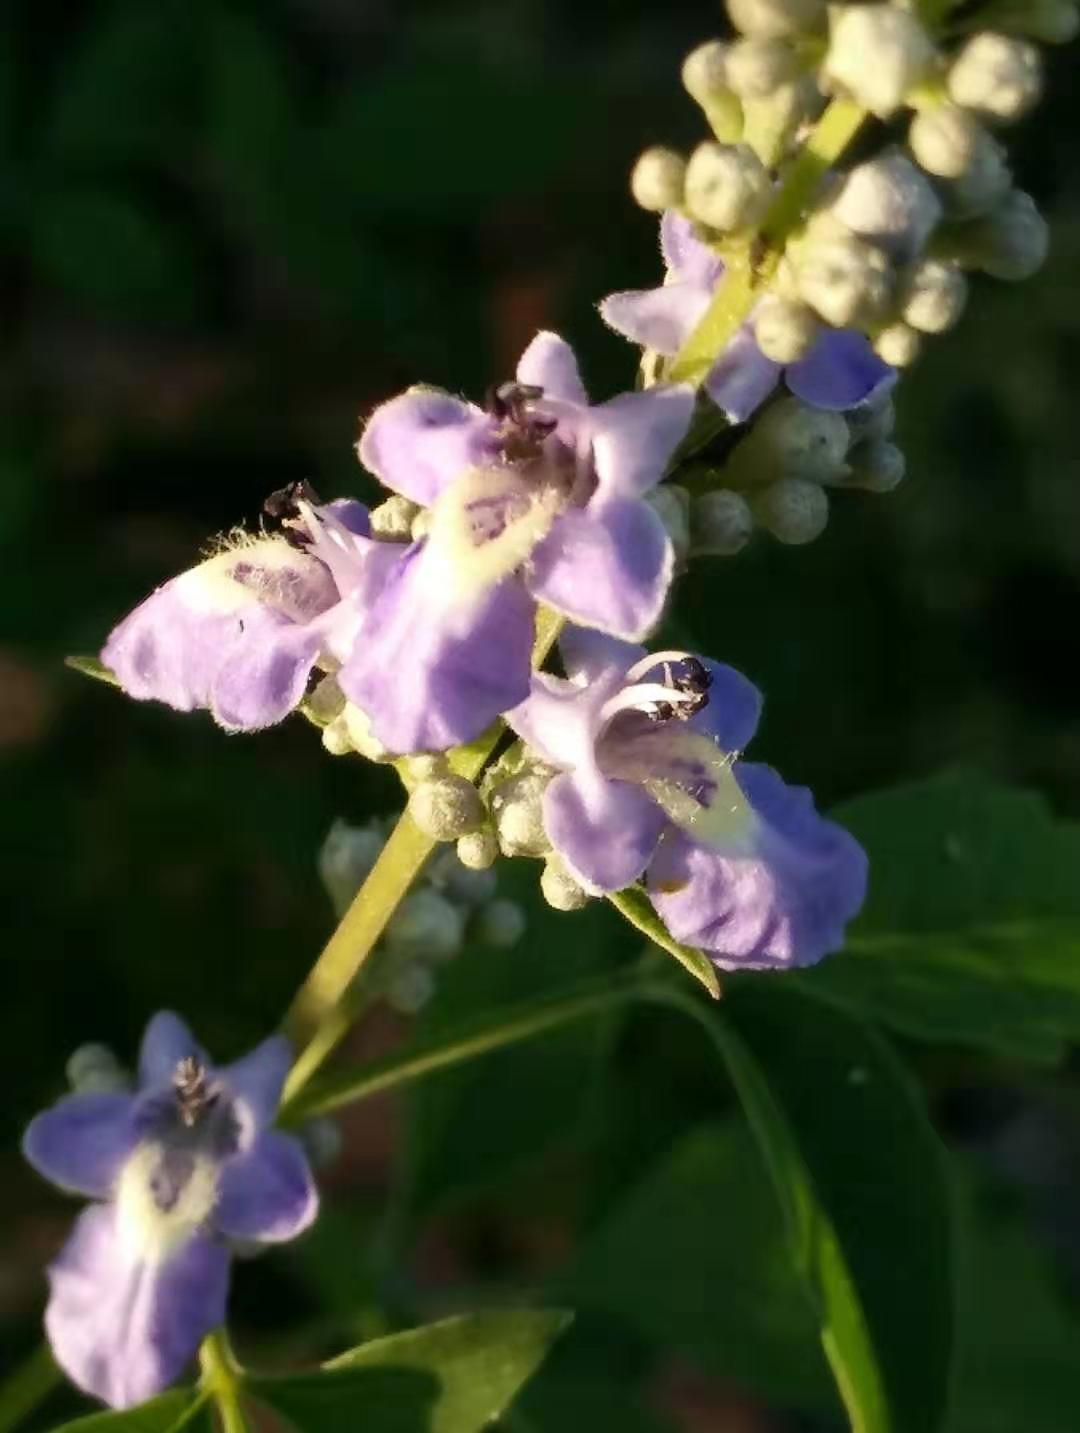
<box><xmin>22</xmin><ymin>1096</ymin><xmax>138</xmax><ymax>1200</ymax></box>
<box><xmin>357</xmin><ymin>389</ymin><xmax>496</xmax><ymax>505</ymax></box>
<box><xmin>544</xmin><ymin>772</ymin><xmax>667</xmax><ymax>893</ymax></box>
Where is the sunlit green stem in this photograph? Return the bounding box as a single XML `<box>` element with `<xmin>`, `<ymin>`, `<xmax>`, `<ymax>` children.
<box><xmin>199</xmin><ymin>1330</ymin><xmax>248</xmax><ymax>1433</ymax></box>
<box><xmin>0</xmin><ymin>1346</ymin><xmax>58</xmax><ymax>1433</ymax></box>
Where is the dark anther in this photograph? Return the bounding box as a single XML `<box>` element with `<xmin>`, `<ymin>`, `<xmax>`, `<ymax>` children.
<box><xmin>173</xmin><ymin>1057</ymin><xmax>218</xmax><ymax>1129</ymax></box>
<box><xmin>263</xmin><ymin>480</ymin><xmax>321</xmax><ymax>549</ymax></box>
<box><xmin>648</xmin><ymin>700</ymin><xmax>676</xmax><ymax>724</ymax></box>
<box><xmin>648</xmin><ymin>656</ymin><xmax>712</xmax><ymax>723</ymax></box>
<box><xmin>486</xmin><ymin>381</ymin><xmax>558</xmax><ymax>460</ymax></box>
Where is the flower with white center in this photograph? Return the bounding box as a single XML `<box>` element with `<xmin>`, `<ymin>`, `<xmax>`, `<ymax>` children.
<box><xmin>22</xmin><ymin>1014</ymin><xmax>316</xmax><ymax>1409</ymax></box>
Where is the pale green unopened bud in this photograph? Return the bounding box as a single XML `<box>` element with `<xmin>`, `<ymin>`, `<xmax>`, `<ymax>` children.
<box><xmin>541</xmin><ymin>857</ymin><xmax>589</xmax><ymax>912</ymax></box>
<box><xmin>725</xmin><ymin>38</ymin><xmax>801</xmax><ymax>98</ymax></box>
<box><xmin>752</xmin><ymin>477</ymin><xmax>829</xmax><ymax>544</ymax></box>
<box><xmin>410</xmin><ymin>754</ymin><xmax>448</xmax><ymax>781</ymax></box>
<box><xmin>386</xmin><ymin>888</ymin><xmax>465</xmax><ymax>962</ymax></box>
<box><xmin>874</xmin><ymin>322</ymin><xmax>922</xmax><ymax>368</ymax></box>
<box><xmin>682</xmin><ymin>40</ymin><xmax>731</xmax><ymax>104</ymax></box>
<box><xmin>948</xmin><ymin>33</ymin><xmax>1042</xmax><ymax>121</ymax></box>
<box><xmin>846</xmin><ymin>396</ymin><xmax>896</xmax><ymax>444</ymax></box>
<box><xmin>369</xmin><ymin>494</ymin><xmax>419</xmax><ymax>541</ymax></box>
<box><xmin>685</xmin><ymin>142</ymin><xmax>772</xmax><ymax>232</ymax></box>
<box><xmin>753</xmin><ymin>294</ymin><xmax>820</xmax><ymax>363</ymax></box>
<box><xmin>741</xmin><ymin>75</ymin><xmax>817</xmax><ymax>165</ymax></box>
<box><xmin>408</xmin><ymin>775</ymin><xmax>484</xmax><ymax>841</ymax></box>
<box><xmin>793</xmin><ymin>235</ymin><xmax>893</xmax><ymax>328</ymax></box>
<box><xmin>732</xmin><ymin>396</ymin><xmax>850</xmax><ymax>483</ymax></box>
<box><xmin>318</xmin><ymin>818</ymin><xmax>385</xmax><ymax>914</ymax></box>
<box><xmin>476</xmin><ymin>898</ymin><xmax>527</xmax><ymax>948</ymax></box>
<box><xmin>456</xmin><ymin>829</ymin><xmax>499</xmax><ymax>871</ymax></box>
<box><xmin>386</xmin><ymin>961</ymin><xmax>437</xmax><ymax>1015</ymax></box>
<box><xmin>492</xmin><ymin>770</ymin><xmax>552</xmax><ymax>857</ymax></box>
<box><xmin>823</xmin><ymin>4</ymin><xmax>936</xmax><ymax>117</ymax></box>
<box><xmin>909</xmin><ymin>104</ymin><xmax>986</xmax><ymax>180</ymax></box>
<box><xmin>727</xmin><ymin>0</ymin><xmax>826</xmax><ymax>37</ymax></box>
<box><xmin>645</xmin><ymin>484</ymin><xmax>691</xmax><ymax>565</ymax></box>
<box><xmin>691</xmin><ymin>489</ymin><xmax>755</xmax><ymax>556</ymax></box>
<box><xmin>426</xmin><ymin>843</ymin><xmax>498</xmax><ymax>904</ymax></box>
<box><xmin>321</xmin><ymin>717</ymin><xmax>353</xmax><ymax>756</ymax></box>
<box><xmin>830</xmin><ymin>150</ymin><xmax>942</xmax><ymax>260</ymax></box>
<box><xmin>962</xmin><ymin>189</ymin><xmax>1049</xmax><ymax>280</ymax></box>
<box><xmin>938</xmin><ymin>132</ymin><xmax>1012</xmax><ymax>219</ymax></box>
<box><xmin>410</xmin><ymin>508</ymin><xmax>433</xmax><ymax>542</ymax></box>
<box><xmin>306</xmin><ymin>672</ymin><xmax>345</xmax><ymax>726</ymax></box>
<box><xmin>342</xmin><ymin>703</ymin><xmax>393</xmax><ymax>761</ymax></box>
<box><xmin>848</xmin><ymin>439</ymin><xmax>906</xmax><ymax>493</ymax></box>
<box><xmin>901</xmin><ymin>258</ymin><xmax>968</xmax><ymax>333</ymax></box>
<box><xmin>67</xmin><ymin>1044</ymin><xmax>128</xmax><ymax>1095</ymax></box>
<box><xmin>631</xmin><ymin>147</ymin><xmax>687</xmax><ymax>213</ymax></box>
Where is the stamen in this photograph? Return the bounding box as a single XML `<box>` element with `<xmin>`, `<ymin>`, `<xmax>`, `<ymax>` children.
<box><xmin>172</xmin><ymin>1058</ymin><xmax>217</xmax><ymax>1129</ymax></box>
<box><xmin>611</xmin><ymin>653</ymin><xmax>713</xmax><ymax>725</ymax></box>
<box><xmin>263</xmin><ymin>481</ymin><xmax>322</xmax><ymax>550</ymax></box>
<box><xmin>599</xmin><ymin>681</ymin><xmax>701</xmax><ymax>728</ymax></box>
<box><xmin>485</xmin><ymin>381</ymin><xmax>558</xmax><ymax>460</ymax></box>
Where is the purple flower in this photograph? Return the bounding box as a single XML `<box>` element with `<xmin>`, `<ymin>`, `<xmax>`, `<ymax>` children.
<box><xmin>22</xmin><ymin>1015</ymin><xmax>317</xmax><ymax>1409</ymax></box>
<box><xmin>600</xmin><ymin>213</ymin><xmax>895</xmax><ymax>424</ymax></box>
<box><xmin>346</xmin><ymin>333</ymin><xmax>694</xmax><ymax>753</ymax></box>
<box><xmin>505</xmin><ymin>627</ymin><xmax>867</xmax><ymax>969</ymax></box>
<box><xmin>102</xmin><ymin>490</ymin><xmax>404</xmax><ymax>731</ymax></box>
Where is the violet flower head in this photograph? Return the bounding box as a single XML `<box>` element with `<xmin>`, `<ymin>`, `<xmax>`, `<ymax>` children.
<box><xmin>102</xmin><ymin>487</ymin><xmax>404</xmax><ymax>732</ymax></box>
<box><xmin>506</xmin><ymin>627</ymin><xmax>867</xmax><ymax>969</ymax></box>
<box><xmin>600</xmin><ymin>212</ymin><xmax>895</xmax><ymax>423</ymax></box>
<box><xmin>346</xmin><ymin>332</ymin><xmax>694</xmax><ymax>754</ymax></box>
<box><xmin>23</xmin><ymin>1015</ymin><xmax>317</xmax><ymax>1409</ymax></box>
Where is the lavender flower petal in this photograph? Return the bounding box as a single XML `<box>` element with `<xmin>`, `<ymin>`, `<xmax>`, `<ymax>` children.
<box><xmin>660</xmin><ymin>211</ymin><xmax>725</xmax><ymax>288</ymax></box>
<box><xmin>785</xmin><ymin>329</ymin><xmax>897</xmax><ymax>411</ymax></box>
<box><xmin>516</xmin><ymin>331</ymin><xmax>588</xmax><ymax>407</ymax></box>
<box><xmin>215</xmin><ymin>1132</ymin><xmax>318</xmax><ymax>1243</ymax></box>
<box><xmin>45</xmin><ymin>1205</ymin><xmax>228</xmax><ymax>1409</ymax></box>
<box><xmin>704</xmin><ymin>328</ymin><xmax>784</xmax><ymax>422</ymax></box>
<box><xmin>599</xmin><ymin>282</ymin><xmax>712</xmax><ymax>356</ymax></box>
<box><xmin>22</xmin><ymin>1095</ymin><xmax>137</xmax><ymax>1199</ymax></box>
<box><xmin>688</xmin><ymin>660</ymin><xmax>763</xmax><ymax>754</ymax></box>
<box><xmin>357</xmin><ymin>389</ymin><xmax>496</xmax><ymax>505</ymax></box>
<box><xmin>505</xmin><ymin>671</ymin><xmax>617</xmax><ymax>774</ymax></box>
<box><xmin>589</xmin><ymin>386</ymin><xmax>695</xmax><ymax>500</ymax></box>
<box><xmin>219</xmin><ymin>1035</ymin><xmax>292</xmax><ymax>1132</ymax></box>
<box><xmin>559</xmin><ymin>627</ymin><xmax>645</xmax><ymax>684</ymax></box>
<box><xmin>139</xmin><ymin>1012</ymin><xmax>203</xmax><ymax>1087</ymax></box>
<box><xmin>543</xmin><ymin>772</ymin><xmax>666</xmax><ymax>892</ymax></box>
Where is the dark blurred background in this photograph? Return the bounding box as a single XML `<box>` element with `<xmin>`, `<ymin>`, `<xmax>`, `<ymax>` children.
<box><xmin>2</xmin><ymin>2</ymin><xmax>1079</xmax><ymax>1429</ymax></box>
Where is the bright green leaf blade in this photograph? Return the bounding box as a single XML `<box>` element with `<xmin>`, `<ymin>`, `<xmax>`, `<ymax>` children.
<box><xmin>714</xmin><ymin>981</ymin><xmax>956</xmax><ymax>1433</ymax></box>
<box><xmin>807</xmin><ymin>770</ymin><xmax>1080</xmax><ymax>1063</ymax></box>
<box><xmin>251</xmin><ymin>1310</ymin><xmax>571</xmax><ymax>1433</ymax></box>
<box><xmin>608</xmin><ymin>887</ymin><xmax>721</xmax><ymax>998</ymax></box>
<box><xmin>48</xmin><ymin>1389</ymin><xmax>207</xmax><ymax>1432</ymax></box>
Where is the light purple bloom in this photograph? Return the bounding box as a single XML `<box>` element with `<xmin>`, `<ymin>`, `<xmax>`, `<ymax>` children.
<box><xmin>23</xmin><ymin>1015</ymin><xmax>316</xmax><ymax>1409</ymax></box>
<box><xmin>600</xmin><ymin>212</ymin><xmax>895</xmax><ymax>423</ymax></box>
<box><xmin>506</xmin><ymin>627</ymin><xmax>867</xmax><ymax>970</ymax></box>
<box><xmin>102</xmin><ymin>491</ymin><xmax>404</xmax><ymax>731</ymax></box>
<box><xmin>346</xmin><ymin>333</ymin><xmax>694</xmax><ymax>753</ymax></box>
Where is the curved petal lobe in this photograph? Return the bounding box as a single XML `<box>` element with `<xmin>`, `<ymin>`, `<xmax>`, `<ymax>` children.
<box><xmin>215</xmin><ymin>1132</ymin><xmax>318</xmax><ymax>1243</ymax></box>
<box><xmin>139</xmin><ymin>1012</ymin><xmax>204</xmax><ymax>1088</ymax></box>
<box><xmin>599</xmin><ymin>283</ymin><xmax>711</xmax><ymax>357</ymax></box>
<box><xmin>705</xmin><ymin>328</ymin><xmax>783</xmax><ymax>422</ymax></box>
<box><xmin>220</xmin><ymin>1035</ymin><xmax>292</xmax><ymax>1132</ymax></box>
<box><xmin>589</xmin><ymin>386</ymin><xmax>695</xmax><ymax>500</ymax></box>
<box><xmin>543</xmin><ymin>772</ymin><xmax>665</xmax><ymax>893</ymax></box>
<box><xmin>23</xmin><ymin>1095</ymin><xmax>137</xmax><ymax>1199</ymax></box>
<box><xmin>660</xmin><ymin>211</ymin><xmax>725</xmax><ymax>289</ymax></box>
<box><xmin>516</xmin><ymin>331</ymin><xmax>588</xmax><ymax>407</ymax></box>
<box><xmin>357</xmin><ymin>389</ymin><xmax>495</xmax><ymax>506</ymax></box>
<box><xmin>785</xmin><ymin>329</ymin><xmax>897</xmax><ymax>411</ymax></box>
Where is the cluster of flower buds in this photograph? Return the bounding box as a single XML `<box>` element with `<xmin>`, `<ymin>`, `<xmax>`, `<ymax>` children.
<box><xmin>318</xmin><ymin>815</ymin><xmax>526</xmax><ymax>1014</ymax></box>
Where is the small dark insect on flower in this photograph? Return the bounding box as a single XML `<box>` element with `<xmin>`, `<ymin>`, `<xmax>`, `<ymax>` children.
<box><xmin>263</xmin><ymin>480</ymin><xmax>322</xmax><ymax>549</ymax></box>
<box><xmin>487</xmin><ymin>382</ymin><xmax>559</xmax><ymax>460</ymax></box>
<box><xmin>172</xmin><ymin>1058</ymin><xmax>218</xmax><ymax>1128</ymax></box>
<box><xmin>648</xmin><ymin>657</ymin><xmax>712</xmax><ymax>723</ymax></box>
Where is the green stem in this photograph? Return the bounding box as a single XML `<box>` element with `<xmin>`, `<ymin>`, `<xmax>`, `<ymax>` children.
<box><xmin>668</xmin><ymin>96</ymin><xmax>867</xmax><ymax>387</ymax></box>
<box><xmin>199</xmin><ymin>1330</ymin><xmax>248</xmax><ymax>1433</ymax></box>
<box><xmin>0</xmin><ymin>1346</ymin><xmax>59</xmax><ymax>1433</ymax></box>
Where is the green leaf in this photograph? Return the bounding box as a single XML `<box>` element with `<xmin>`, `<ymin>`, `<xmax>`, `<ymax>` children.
<box><xmin>50</xmin><ymin>1389</ymin><xmax>209</xmax><ymax>1432</ymax></box>
<box><xmin>28</xmin><ymin>187</ymin><xmax>202</xmax><ymax>320</ymax></box>
<box><xmin>65</xmin><ymin>655</ymin><xmax>121</xmax><ymax>689</ymax></box>
<box><xmin>807</xmin><ymin>770</ymin><xmax>1080</xmax><ymax>1063</ymax></box>
<box><xmin>715</xmin><ymin>981</ymin><xmax>956</xmax><ymax>1433</ymax></box>
<box><xmin>251</xmin><ymin>1310</ymin><xmax>570</xmax><ymax>1433</ymax></box>
<box><xmin>608</xmin><ymin>886</ymin><xmax>721</xmax><ymax>998</ymax></box>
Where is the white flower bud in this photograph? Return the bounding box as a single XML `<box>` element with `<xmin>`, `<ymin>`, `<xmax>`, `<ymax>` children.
<box><xmin>725</xmin><ymin>38</ymin><xmax>802</xmax><ymax>99</ymax></box>
<box><xmin>476</xmin><ymin>898</ymin><xmax>527</xmax><ymax>948</ymax></box>
<box><xmin>727</xmin><ymin>0</ymin><xmax>826</xmax><ymax>38</ymax></box>
<box><xmin>847</xmin><ymin>439</ymin><xmax>907</xmax><ymax>492</ymax></box>
<box><xmin>948</xmin><ymin>33</ymin><xmax>1042</xmax><ymax>121</ymax></box>
<box><xmin>909</xmin><ymin>104</ymin><xmax>985</xmax><ymax>180</ymax></box>
<box><xmin>318</xmin><ymin>818</ymin><xmax>385</xmax><ymax>914</ymax></box>
<box><xmin>408</xmin><ymin>775</ymin><xmax>484</xmax><ymax>841</ymax></box>
<box><xmin>752</xmin><ymin>477</ymin><xmax>829</xmax><ymax>544</ymax></box>
<box><xmin>645</xmin><ymin>484</ymin><xmax>691</xmax><ymax>565</ymax></box>
<box><xmin>410</xmin><ymin>508</ymin><xmax>434</xmax><ymax>541</ymax></box>
<box><xmin>684</xmin><ymin>142</ymin><xmax>772</xmax><ymax>233</ymax></box>
<box><xmin>456</xmin><ymin>829</ymin><xmax>499</xmax><ymax>871</ymax></box>
<box><xmin>631</xmin><ymin>147</ymin><xmax>687</xmax><ymax>212</ymax></box>
<box><xmin>386</xmin><ymin>961</ymin><xmax>438</xmax><ymax>1015</ymax></box>
<box><xmin>939</xmin><ymin>130</ymin><xmax>1012</xmax><ymax>219</ymax></box>
<box><xmin>682</xmin><ymin>40</ymin><xmax>731</xmax><ymax>104</ymax></box>
<box><xmin>964</xmin><ymin>189</ymin><xmax>1049</xmax><ymax>280</ymax></box>
<box><xmin>753</xmin><ymin>295</ymin><xmax>821</xmax><ymax>363</ymax></box>
<box><xmin>822</xmin><ymin>4</ymin><xmax>936</xmax><ymax>118</ymax></box>
<box><xmin>321</xmin><ymin>716</ymin><xmax>353</xmax><ymax>756</ymax></box>
<box><xmin>541</xmin><ymin>857</ymin><xmax>589</xmax><ymax>911</ymax></box>
<box><xmin>901</xmin><ymin>257</ymin><xmax>968</xmax><ymax>333</ymax></box>
<box><xmin>845</xmin><ymin>395</ymin><xmax>896</xmax><ymax>444</ymax></box>
<box><xmin>741</xmin><ymin>75</ymin><xmax>817</xmax><ymax>165</ymax></box>
<box><xmin>385</xmin><ymin>888</ymin><xmax>465</xmax><ymax>962</ymax></box>
<box><xmin>410</xmin><ymin>754</ymin><xmax>448</xmax><ymax>781</ymax></box>
<box><xmin>873</xmin><ymin>322</ymin><xmax>922</xmax><ymax>368</ymax></box>
<box><xmin>306</xmin><ymin>672</ymin><xmax>345</xmax><ymax>725</ymax></box>
<box><xmin>342</xmin><ymin>703</ymin><xmax>393</xmax><ymax>761</ymax></box>
<box><xmin>67</xmin><ymin>1044</ymin><xmax>128</xmax><ymax>1095</ymax></box>
<box><xmin>793</xmin><ymin>235</ymin><xmax>894</xmax><ymax>328</ymax></box>
<box><xmin>690</xmin><ymin>489</ymin><xmax>755</xmax><ymax>556</ymax></box>
<box><xmin>733</xmin><ymin>396</ymin><xmax>851</xmax><ymax>483</ymax></box>
<box><xmin>369</xmin><ymin>495</ymin><xmax>419</xmax><ymax>541</ymax></box>
<box><xmin>829</xmin><ymin>150</ymin><xmax>942</xmax><ymax>260</ymax></box>
<box><xmin>492</xmin><ymin>770</ymin><xmax>552</xmax><ymax>857</ymax></box>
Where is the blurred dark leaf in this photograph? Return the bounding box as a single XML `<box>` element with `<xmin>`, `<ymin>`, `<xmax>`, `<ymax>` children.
<box><xmin>28</xmin><ymin>186</ymin><xmax>203</xmax><ymax>318</ymax></box>
<box><xmin>807</xmin><ymin>769</ymin><xmax>1080</xmax><ymax>1063</ymax></box>
<box><xmin>48</xmin><ymin>1390</ymin><xmax>209</xmax><ymax>1431</ymax></box>
<box><xmin>251</xmin><ymin>1310</ymin><xmax>570</xmax><ymax>1433</ymax></box>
